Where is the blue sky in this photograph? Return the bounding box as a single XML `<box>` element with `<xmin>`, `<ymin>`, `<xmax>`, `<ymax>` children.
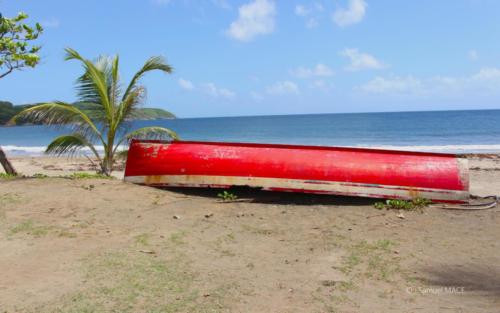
<box><xmin>2</xmin><ymin>0</ymin><xmax>500</xmax><ymax>117</ymax></box>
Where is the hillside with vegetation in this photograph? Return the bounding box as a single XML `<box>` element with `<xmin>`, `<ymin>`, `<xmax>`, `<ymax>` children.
<box><xmin>0</xmin><ymin>101</ymin><xmax>175</xmax><ymax>125</ymax></box>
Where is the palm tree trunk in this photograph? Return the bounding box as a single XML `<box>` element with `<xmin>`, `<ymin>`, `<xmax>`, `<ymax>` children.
<box><xmin>101</xmin><ymin>157</ymin><xmax>113</xmax><ymax>176</ymax></box>
<box><xmin>100</xmin><ymin>142</ymin><xmax>114</xmax><ymax>176</ymax></box>
<box><xmin>0</xmin><ymin>147</ymin><xmax>17</xmax><ymax>175</ymax></box>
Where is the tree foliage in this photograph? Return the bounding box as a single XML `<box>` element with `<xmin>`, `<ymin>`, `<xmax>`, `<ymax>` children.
<box><xmin>11</xmin><ymin>48</ymin><xmax>178</xmax><ymax>175</ymax></box>
<box><xmin>0</xmin><ymin>12</ymin><xmax>43</xmax><ymax>79</ymax></box>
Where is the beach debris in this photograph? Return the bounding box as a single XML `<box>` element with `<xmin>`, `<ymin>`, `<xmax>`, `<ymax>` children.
<box><xmin>0</xmin><ymin>147</ymin><xmax>17</xmax><ymax>176</ymax></box>
<box><xmin>321</xmin><ymin>280</ymin><xmax>337</xmax><ymax>287</ymax></box>
<box><xmin>43</xmin><ymin>164</ymin><xmax>63</xmax><ymax>171</ymax></box>
<box><xmin>172</xmin><ymin>215</ymin><xmax>180</xmax><ymax>219</ymax></box>
<box><xmin>82</xmin><ymin>184</ymin><xmax>95</xmax><ymax>191</ymax></box>
<box><xmin>139</xmin><ymin>249</ymin><xmax>156</xmax><ymax>254</ymax></box>
<box><xmin>204</xmin><ymin>213</ymin><xmax>214</xmax><ymax>219</ymax></box>
<box><xmin>236</xmin><ymin>212</ymin><xmax>254</xmax><ymax>217</ymax></box>
<box><xmin>397</xmin><ymin>212</ymin><xmax>406</xmax><ymax>219</ymax></box>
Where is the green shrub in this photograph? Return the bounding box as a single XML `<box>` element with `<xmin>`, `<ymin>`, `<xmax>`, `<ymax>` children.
<box><xmin>374</xmin><ymin>198</ymin><xmax>431</xmax><ymax>212</ymax></box>
<box><xmin>217</xmin><ymin>191</ymin><xmax>238</xmax><ymax>201</ymax></box>
<box><xmin>0</xmin><ymin>173</ymin><xmax>17</xmax><ymax>179</ymax></box>
<box><xmin>66</xmin><ymin>172</ymin><xmax>114</xmax><ymax>179</ymax></box>
<box><xmin>32</xmin><ymin>173</ymin><xmax>48</xmax><ymax>178</ymax></box>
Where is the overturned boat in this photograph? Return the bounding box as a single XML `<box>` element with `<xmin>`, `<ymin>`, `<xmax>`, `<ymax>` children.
<box><xmin>124</xmin><ymin>140</ymin><xmax>469</xmax><ymax>203</ymax></box>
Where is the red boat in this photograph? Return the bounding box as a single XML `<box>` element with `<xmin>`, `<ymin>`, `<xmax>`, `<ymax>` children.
<box><xmin>124</xmin><ymin>140</ymin><xmax>469</xmax><ymax>203</ymax></box>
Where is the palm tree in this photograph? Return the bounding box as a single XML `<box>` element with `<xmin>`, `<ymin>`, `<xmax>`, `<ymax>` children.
<box><xmin>11</xmin><ymin>48</ymin><xmax>178</xmax><ymax>175</ymax></box>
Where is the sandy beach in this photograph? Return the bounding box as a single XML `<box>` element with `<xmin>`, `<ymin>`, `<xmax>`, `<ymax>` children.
<box><xmin>3</xmin><ymin>0</ymin><xmax>500</xmax><ymax>312</ymax></box>
<box><xmin>1</xmin><ymin>155</ymin><xmax>499</xmax><ymax>312</ymax></box>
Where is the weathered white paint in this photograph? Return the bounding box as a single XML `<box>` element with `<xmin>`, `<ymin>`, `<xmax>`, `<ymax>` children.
<box><xmin>124</xmin><ymin>174</ymin><xmax>469</xmax><ymax>202</ymax></box>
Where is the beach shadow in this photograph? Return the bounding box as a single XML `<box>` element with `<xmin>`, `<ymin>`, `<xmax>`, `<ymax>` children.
<box><xmin>159</xmin><ymin>186</ymin><xmax>376</xmax><ymax>206</ymax></box>
<box><xmin>421</xmin><ymin>264</ymin><xmax>500</xmax><ymax>297</ymax></box>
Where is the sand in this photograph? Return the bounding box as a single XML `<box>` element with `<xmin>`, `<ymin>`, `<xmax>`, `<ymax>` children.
<box><xmin>0</xmin><ymin>155</ymin><xmax>499</xmax><ymax>312</ymax></box>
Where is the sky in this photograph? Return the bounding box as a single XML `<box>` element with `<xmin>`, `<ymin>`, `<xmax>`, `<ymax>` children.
<box><xmin>1</xmin><ymin>0</ymin><xmax>500</xmax><ymax>118</ymax></box>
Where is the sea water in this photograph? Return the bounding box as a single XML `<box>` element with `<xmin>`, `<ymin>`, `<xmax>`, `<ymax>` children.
<box><xmin>1</xmin><ymin>109</ymin><xmax>500</xmax><ymax>155</ymax></box>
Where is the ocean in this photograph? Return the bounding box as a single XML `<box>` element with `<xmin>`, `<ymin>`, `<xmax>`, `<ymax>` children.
<box><xmin>1</xmin><ymin>109</ymin><xmax>500</xmax><ymax>156</ymax></box>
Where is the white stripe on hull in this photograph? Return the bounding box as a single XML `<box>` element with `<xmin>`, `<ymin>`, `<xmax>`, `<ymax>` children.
<box><xmin>124</xmin><ymin>174</ymin><xmax>469</xmax><ymax>202</ymax></box>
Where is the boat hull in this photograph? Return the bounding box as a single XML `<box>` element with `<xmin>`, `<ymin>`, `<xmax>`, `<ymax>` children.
<box><xmin>124</xmin><ymin>140</ymin><xmax>469</xmax><ymax>203</ymax></box>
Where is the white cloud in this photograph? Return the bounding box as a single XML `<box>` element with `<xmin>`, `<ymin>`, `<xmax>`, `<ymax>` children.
<box><xmin>468</xmin><ymin>49</ymin><xmax>479</xmax><ymax>61</ymax></box>
<box><xmin>340</xmin><ymin>48</ymin><xmax>385</xmax><ymax>71</ymax></box>
<box><xmin>178</xmin><ymin>78</ymin><xmax>194</xmax><ymax>90</ymax></box>
<box><xmin>178</xmin><ymin>79</ymin><xmax>235</xmax><ymax>98</ymax></box>
<box><xmin>219</xmin><ymin>88</ymin><xmax>236</xmax><ymax>98</ymax></box>
<box><xmin>153</xmin><ymin>0</ymin><xmax>230</xmax><ymax>9</ymax></box>
<box><xmin>305</xmin><ymin>18</ymin><xmax>319</xmax><ymax>28</ymax></box>
<box><xmin>470</xmin><ymin>67</ymin><xmax>500</xmax><ymax>83</ymax></box>
<box><xmin>332</xmin><ymin>0</ymin><xmax>367</xmax><ymax>27</ymax></box>
<box><xmin>295</xmin><ymin>3</ymin><xmax>324</xmax><ymax>28</ymax></box>
<box><xmin>41</xmin><ymin>18</ymin><xmax>60</xmax><ymax>28</ymax></box>
<box><xmin>290</xmin><ymin>63</ymin><xmax>334</xmax><ymax>78</ymax></box>
<box><xmin>266</xmin><ymin>81</ymin><xmax>300</xmax><ymax>95</ymax></box>
<box><xmin>295</xmin><ymin>5</ymin><xmax>310</xmax><ymax>17</ymax></box>
<box><xmin>358</xmin><ymin>76</ymin><xmax>423</xmax><ymax>95</ymax></box>
<box><xmin>226</xmin><ymin>0</ymin><xmax>276</xmax><ymax>42</ymax></box>
<box><xmin>357</xmin><ymin>67</ymin><xmax>500</xmax><ymax>96</ymax></box>
<box><xmin>250</xmin><ymin>91</ymin><xmax>264</xmax><ymax>101</ymax></box>
<box><xmin>310</xmin><ymin>80</ymin><xmax>334</xmax><ymax>92</ymax></box>
<box><xmin>202</xmin><ymin>83</ymin><xmax>236</xmax><ymax>98</ymax></box>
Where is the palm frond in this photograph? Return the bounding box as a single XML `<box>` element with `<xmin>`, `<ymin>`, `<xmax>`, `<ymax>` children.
<box><xmin>94</xmin><ymin>54</ymin><xmax>120</xmax><ymax>110</ymax></box>
<box><xmin>10</xmin><ymin>102</ymin><xmax>103</xmax><ymax>139</ymax></box>
<box><xmin>64</xmin><ymin>48</ymin><xmax>113</xmax><ymax>123</ymax></box>
<box><xmin>125</xmin><ymin>126</ymin><xmax>179</xmax><ymax>141</ymax></box>
<box><xmin>112</xmin><ymin>55</ymin><xmax>119</xmax><ymax>83</ymax></box>
<box><xmin>45</xmin><ymin>134</ymin><xmax>101</xmax><ymax>160</ymax></box>
<box><xmin>115</xmin><ymin>86</ymin><xmax>145</xmax><ymax>127</ymax></box>
<box><xmin>111</xmin><ymin>127</ymin><xmax>177</xmax><ymax>156</ymax></box>
<box><xmin>110</xmin><ymin>55</ymin><xmax>121</xmax><ymax>110</ymax></box>
<box><xmin>113</xmin><ymin>126</ymin><xmax>178</xmax><ymax>155</ymax></box>
<box><xmin>64</xmin><ymin>47</ymin><xmax>85</xmax><ymax>62</ymax></box>
<box><xmin>73</xmin><ymin>101</ymin><xmax>108</xmax><ymax>123</ymax></box>
<box><xmin>122</xmin><ymin>56</ymin><xmax>173</xmax><ymax>101</ymax></box>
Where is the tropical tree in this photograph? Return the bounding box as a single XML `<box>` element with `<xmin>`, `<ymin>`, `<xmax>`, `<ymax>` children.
<box><xmin>1</xmin><ymin>12</ymin><xmax>43</xmax><ymax>175</ymax></box>
<box><xmin>0</xmin><ymin>12</ymin><xmax>43</xmax><ymax>79</ymax></box>
<box><xmin>11</xmin><ymin>48</ymin><xmax>178</xmax><ymax>175</ymax></box>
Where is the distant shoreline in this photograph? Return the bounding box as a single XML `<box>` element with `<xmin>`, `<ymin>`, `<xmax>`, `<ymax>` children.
<box><xmin>0</xmin><ymin>117</ymin><xmax>176</xmax><ymax>128</ymax></box>
<box><xmin>0</xmin><ymin>100</ymin><xmax>176</xmax><ymax>125</ymax></box>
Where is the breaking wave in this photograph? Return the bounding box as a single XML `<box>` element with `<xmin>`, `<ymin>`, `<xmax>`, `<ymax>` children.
<box><xmin>1</xmin><ymin>145</ymin><xmax>128</xmax><ymax>156</ymax></box>
<box><xmin>3</xmin><ymin>144</ymin><xmax>500</xmax><ymax>156</ymax></box>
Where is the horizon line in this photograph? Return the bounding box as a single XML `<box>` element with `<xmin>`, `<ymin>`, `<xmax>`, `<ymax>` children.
<box><xmin>173</xmin><ymin>107</ymin><xmax>500</xmax><ymax>120</ymax></box>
